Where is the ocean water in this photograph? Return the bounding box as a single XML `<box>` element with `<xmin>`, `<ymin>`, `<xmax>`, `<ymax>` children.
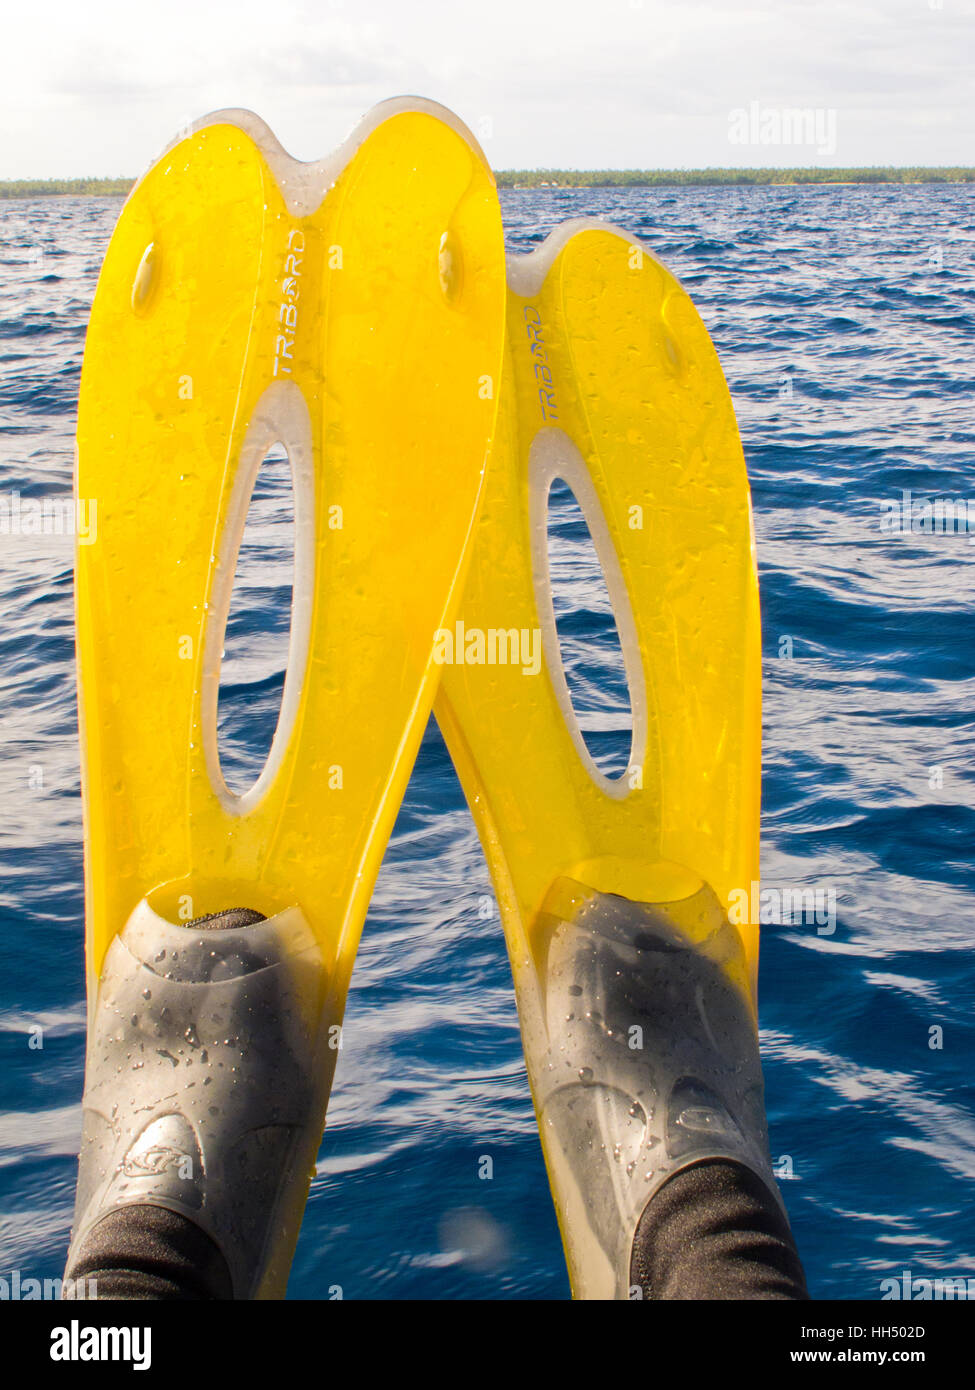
<box><xmin>1</xmin><ymin>183</ymin><xmax>973</xmax><ymax>1300</ymax></box>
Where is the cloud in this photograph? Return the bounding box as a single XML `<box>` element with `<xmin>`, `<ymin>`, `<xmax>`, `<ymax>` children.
<box><xmin>0</xmin><ymin>0</ymin><xmax>972</xmax><ymax>176</ymax></box>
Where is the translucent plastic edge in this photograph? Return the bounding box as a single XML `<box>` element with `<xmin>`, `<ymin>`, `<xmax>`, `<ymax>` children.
<box><xmin>140</xmin><ymin>96</ymin><xmax>494</xmax><ymax>218</ymax></box>
<box><xmin>507</xmin><ymin>217</ymin><xmax>663</xmax><ymax>297</ymax></box>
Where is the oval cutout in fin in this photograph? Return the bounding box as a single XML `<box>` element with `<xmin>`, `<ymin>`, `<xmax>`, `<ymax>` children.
<box><xmin>216</xmin><ymin>441</ymin><xmax>295</xmax><ymax>798</ymax></box>
<box><xmin>201</xmin><ymin>379</ymin><xmax>316</xmax><ymax>816</ymax></box>
<box><xmin>529</xmin><ymin>428</ymin><xmax>646</xmax><ymax>799</ymax></box>
<box><xmin>545</xmin><ymin>476</ymin><xmax>634</xmax><ymax>782</ymax></box>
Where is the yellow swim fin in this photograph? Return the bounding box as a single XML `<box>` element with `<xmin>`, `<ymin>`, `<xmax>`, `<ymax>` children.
<box><xmin>69</xmin><ymin>101</ymin><xmax>505</xmax><ymax>1298</ymax></box>
<box><xmin>436</xmin><ymin>220</ymin><xmax>772</xmax><ymax>1299</ymax></box>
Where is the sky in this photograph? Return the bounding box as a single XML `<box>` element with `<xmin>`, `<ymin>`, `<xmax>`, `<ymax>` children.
<box><xmin>1</xmin><ymin>0</ymin><xmax>973</xmax><ymax>177</ymax></box>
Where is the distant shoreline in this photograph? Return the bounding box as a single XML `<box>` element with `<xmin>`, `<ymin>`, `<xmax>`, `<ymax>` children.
<box><xmin>1</xmin><ymin>167</ymin><xmax>973</xmax><ymax>199</ymax></box>
<box><xmin>0</xmin><ymin>178</ymin><xmax>134</xmax><ymax>200</ymax></box>
<box><xmin>495</xmin><ymin>167</ymin><xmax>974</xmax><ymax>189</ymax></box>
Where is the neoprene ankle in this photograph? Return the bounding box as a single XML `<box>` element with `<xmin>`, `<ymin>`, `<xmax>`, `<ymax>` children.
<box><xmin>63</xmin><ymin>1204</ymin><xmax>233</xmax><ymax>1300</ymax></box>
<box><xmin>628</xmin><ymin>1158</ymin><xmax>810</xmax><ymax>1301</ymax></box>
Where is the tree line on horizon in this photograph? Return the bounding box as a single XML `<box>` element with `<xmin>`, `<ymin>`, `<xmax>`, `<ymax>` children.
<box><xmin>1</xmin><ymin>168</ymin><xmax>973</xmax><ymax>199</ymax></box>
<box><xmin>495</xmin><ymin>166</ymin><xmax>975</xmax><ymax>188</ymax></box>
<box><xmin>0</xmin><ymin>177</ymin><xmax>133</xmax><ymax>199</ymax></box>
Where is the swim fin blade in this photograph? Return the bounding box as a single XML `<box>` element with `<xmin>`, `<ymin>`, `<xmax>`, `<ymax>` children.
<box><xmin>70</xmin><ymin>101</ymin><xmax>505</xmax><ymax>1297</ymax></box>
<box><xmin>436</xmin><ymin>221</ymin><xmax>772</xmax><ymax>1299</ymax></box>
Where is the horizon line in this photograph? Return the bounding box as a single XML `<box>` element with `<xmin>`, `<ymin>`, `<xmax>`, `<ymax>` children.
<box><xmin>2</xmin><ymin>164</ymin><xmax>973</xmax><ymax>198</ymax></box>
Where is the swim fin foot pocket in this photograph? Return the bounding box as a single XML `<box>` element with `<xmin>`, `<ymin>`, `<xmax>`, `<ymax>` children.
<box><xmin>69</xmin><ymin>100</ymin><xmax>505</xmax><ymax>1297</ymax></box>
<box><xmin>531</xmin><ymin>880</ymin><xmax>783</xmax><ymax>1299</ymax></box>
<box><xmin>65</xmin><ymin>903</ymin><xmax>325</xmax><ymax>1299</ymax></box>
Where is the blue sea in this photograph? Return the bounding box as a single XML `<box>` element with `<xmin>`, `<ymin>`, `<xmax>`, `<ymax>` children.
<box><xmin>1</xmin><ymin>183</ymin><xmax>973</xmax><ymax>1300</ymax></box>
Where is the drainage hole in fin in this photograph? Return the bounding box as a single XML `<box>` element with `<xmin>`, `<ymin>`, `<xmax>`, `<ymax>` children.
<box><xmin>217</xmin><ymin>442</ymin><xmax>295</xmax><ymax>797</ymax></box>
<box><xmin>546</xmin><ymin>477</ymin><xmax>633</xmax><ymax>780</ymax></box>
